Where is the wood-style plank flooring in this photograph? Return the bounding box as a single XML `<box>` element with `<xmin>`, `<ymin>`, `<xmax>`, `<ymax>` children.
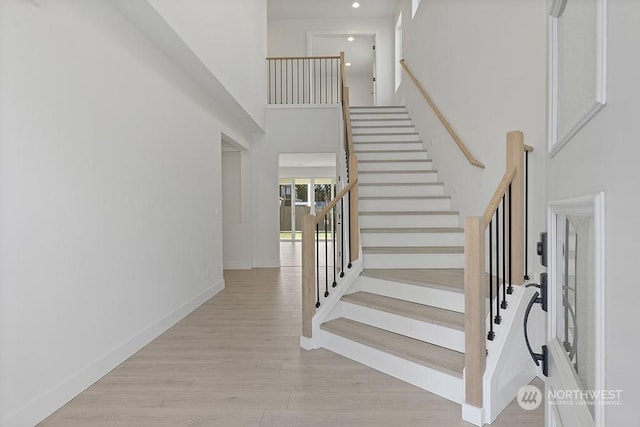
<box><xmin>40</xmin><ymin>242</ymin><xmax>543</xmax><ymax>426</ymax></box>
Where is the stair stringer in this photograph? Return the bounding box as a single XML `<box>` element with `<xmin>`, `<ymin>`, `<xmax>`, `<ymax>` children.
<box><xmin>299</xmin><ymin>255</ymin><xmax>363</xmax><ymax>351</ymax></box>
<box><xmin>461</xmin><ymin>284</ymin><xmax>540</xmax><ymax>426</ymax></box>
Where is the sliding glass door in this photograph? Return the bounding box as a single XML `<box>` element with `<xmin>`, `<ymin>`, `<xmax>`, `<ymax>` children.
<box><xmin>279</xmin><ymin>177</ymin><xmax>334</xmax><ymax>241</ymax></box>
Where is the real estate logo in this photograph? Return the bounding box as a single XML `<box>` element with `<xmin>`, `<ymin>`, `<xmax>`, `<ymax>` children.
<box><xmin>517</xmin><ymin>384</ymin><xmax>543</xmax><ymax>410</ymax></box>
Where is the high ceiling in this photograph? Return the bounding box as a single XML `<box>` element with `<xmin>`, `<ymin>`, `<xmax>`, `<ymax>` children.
<box><xmin>268</xmin><ymin>0</ymin><xmax>398</xmax><ymax>20</ymax></box>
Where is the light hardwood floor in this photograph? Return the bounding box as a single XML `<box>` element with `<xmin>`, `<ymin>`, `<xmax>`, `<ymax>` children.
<box><xmin>40</xmin><ymin>246</ymin><xmax>544</xmax><ymax>426</ymax></box>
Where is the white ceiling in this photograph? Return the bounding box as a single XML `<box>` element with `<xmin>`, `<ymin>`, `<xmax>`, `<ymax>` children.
<box><xmin>279</xmin><ymin>153</ymin><xmax>337</xmax><ymax>168</ymax></box>
<box><xmin>268</xmin><ymin>0</ymin><xmax>398</xmax><ymax>20</ymax></box>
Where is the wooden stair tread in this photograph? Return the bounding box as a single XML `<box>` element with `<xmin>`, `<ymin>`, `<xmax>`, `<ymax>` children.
<box><xmin>342</xmin><ymin>292</ymin><xmax>464</xmax><ymax>331</ymax></box>
<box><xmin>359</xmin><ymin>170</ymin><xmax>437</xmax><ymax>174</ymax></box>
<box><xmin>321</xmin><ymin>318</ymin><xmax>464</xmax><ymax>377</ymax></box>
<box><xmin>363</xmin><ymin>246</ymin><xmax>463</xmax><ymax>254</ymax></box>
<box><xmin>349</xmin><ymin>105</ymin><xmax>407</xmax><ymax>110</ymax></box>
<box><xmin>362</xmin><ymin>268</ymin><xmax>465</xmax><ymax>292</ymax></box>
<box><xmin>352</xmin><ymin>125</ymin><xmax>415</xmax><ymax>128</ymax></box>
<box><xmin>360</xmin><ymin>211</ymin><xmax>459</xmax><ymax>215</ymax></box>
<box><xmin>355</xmin><ymin>149</ymin><xmax>425</xmax><ymax>154</ymax></box>
<box><xmin>359</xmin><ymin>182</ymin><xmax>443</xmax><ymax>187</ymax></box>
<box><xmin>360</xmin><ymin>227</ymin><xmax>463</xmax><ymax>233</ymax></box>
<box><xmin>359</xmin><ymin>196</ymin><xmax>449</xmax><ymax>200</ymax></box>
<box><xmin>358</xmin><ymin>159</ymin><xmax>433</xmax><ymax>163</ymax></box>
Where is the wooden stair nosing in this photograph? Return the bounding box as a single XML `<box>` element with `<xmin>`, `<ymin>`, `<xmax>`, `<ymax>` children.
<box><xmin>358</xmin><ymin>159</ymin><xmax>433</xmax><ymax>163</ymax></box>
<box><xmin>359</xmin><ymin>169</ymin><xmax>438</xmax><ymax>174</ymax></box>
<box><xmin>362</xmin><ymin>246</ymin><xmax>464</xmax><ymax>255</ymax></box>
<box><xmin>360</xmin><ymin>227</ymin><xmax>463</xmax><ymax>233</ymax></box>
<box><xmin>359</xmin><ymin>210</ymin><xmax>459</xmax><ymax>216</ymax></box>
<box><xmin>358</xmin><ymin>182</ymin><xmax>444</xmax><ymax>187</ymax></box>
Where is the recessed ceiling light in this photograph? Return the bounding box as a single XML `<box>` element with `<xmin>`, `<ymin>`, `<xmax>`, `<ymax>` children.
<box><xmin>346</xmin><ymin>62</ymin><xmax>352</xmax><ymax>67</ymax></box>
<box><xmin>347</xmin><ymin>36</ymin><xmax>354</xmax><ymax>42</ymax></box>
<box><xmin>352</xmin><ymin>2</ymin><xmax>360</xmax><ymax>8</ymax></box>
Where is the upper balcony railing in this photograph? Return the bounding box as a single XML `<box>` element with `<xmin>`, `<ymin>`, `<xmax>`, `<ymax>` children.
<box><xmin>266</xmin><ymin>56</ymin><xmax>343</xmax><ymax>105</ymax></box>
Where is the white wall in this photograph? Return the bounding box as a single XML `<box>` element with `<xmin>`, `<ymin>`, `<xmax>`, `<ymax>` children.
<box><xmin>546</xmin><ymin>0</ymin><xmax>640</xmax><ymax>423</ymax></box>
<box><xmin>347</xmin><ymin>74</ymin><xmax>375</xmax><ymax>106</ymax></box>
<box><xmin>0</xmin><ymin>0</ymin><xmax>262</xmax><ymax>424</ymax></box>
<box><xmin>252</xmin><ymin>106</ymin><xmax>342</xmax><ymax>267</ymax></box>
<box><xmin>395</xmin><ymin>0</ymin><xmax>547</xmax><ymax>276</ymax></box>
<box><xmin>149</xmin><ymin>0</ymin><xmax>267</xmax><ymax>129</ymax></box>
<box><xmin>268</xmin><ymin>17</ymin><xmax>395</xmax><ymax>105</ymax></box>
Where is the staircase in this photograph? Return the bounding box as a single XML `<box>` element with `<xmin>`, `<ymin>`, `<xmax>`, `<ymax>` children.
<box><xmin>319</xmin><ymin>105</ymin><xmax>468</xmax><ymax>403</ymax></box>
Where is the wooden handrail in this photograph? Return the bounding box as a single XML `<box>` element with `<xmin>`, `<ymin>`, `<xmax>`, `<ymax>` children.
<box><xmin>464</xmin><ymin>130</ymin><xmax>527</xmax><ymax>409</ymax></box>
<box><xmin>482</xmin><ymin>165</ymin><xmax>517</xmax><ymax>224</ymax></box>
<box><xmin>301</xmin><ymin>51</ymin><xmax>360</xmax><ymax>339</ymax></box>
<box><xmin>400</xmin><ymin>59</ymin><xmax>485</xmax><ymax>169</ymax></box>
<box><xmin>314</xmin><ymin>179</ymin><xmax>358</xmax><ymax>222</ymax></box>
<box><xmin>524</xmin><ymin>144</ymin><xmax>534</xmax><ymax>152</ymax></box>
<box><xmin>266</xmin><ymin>55</ymin><xmax>341</xmax><ymax>60</ymax></box>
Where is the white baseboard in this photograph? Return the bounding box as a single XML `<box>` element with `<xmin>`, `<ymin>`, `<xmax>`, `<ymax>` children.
<box><xmin>462</xmin><ymin>403</ymin><xmax>484</xmax><ymax>426</ymax></box>
<box><xmin>1</xmin><ymin>280</ymin><xmax>225</xmax><ymax>427</ymax></box>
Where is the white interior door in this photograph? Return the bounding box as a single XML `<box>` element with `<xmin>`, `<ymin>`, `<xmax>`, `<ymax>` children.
<box><xmin>545</xmin><ymin>194</ymin><xmax>605</xmax><ymax>426</ymax></box>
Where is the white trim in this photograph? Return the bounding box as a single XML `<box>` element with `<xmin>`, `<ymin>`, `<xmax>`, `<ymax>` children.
<box><xmin>461</xmin><ymin>403</ymin><xmax>484</xmax><ymax>427</ymax></box>
<box><xmin>1</xmin><ymin>280</ymin><xmax>225</xmax><ymax>427</ymax></box>
<box><xmin>546</xmin><ymin>192</ymin><xmax>605</xmax><ymax>427</ymax></box>
<box><xmin>547</xmin><ymin>0</ymin><xmax>607</xmax><ymax>158</ymax></box>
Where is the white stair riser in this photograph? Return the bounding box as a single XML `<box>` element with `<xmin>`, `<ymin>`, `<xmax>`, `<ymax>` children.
<box><xmin>356</xmin><ymin>151</ymin><xmax>428</xmax><ymax>161</ymax></box>
<box><xmin>360</xmin><ymin>198</ymin><xmax>451</xmax><ymax>211</ymax></box>
<box><xmin>349</xmin><ymin>113</ymin><xmax>409</xmax><ymax>120</ymax></box>
<box><xmin>339</xmin><ymin>302</ymin><xmax>465</xmax><ymax>353</ymax></box>
<box><xmin>359</xmin><ymin>172</ymin><xmax>438</xmax><ymax>184</ymax></box>
<box><xmin>363</xmin><ymin>252</ymin><xmax>464</xmax><ymax>269</ymax></box>
<box><xmin>359</xmin><ymin>184</ymin><xmax>444</xmax><ymax>197</ymax></box>
<box><xmin>353</xmin><ymin>134</ymin><xmax>420</xmax><ymax>142</ymax></box>
<box><xmin>359</xmin><ymin>161</ymin><xmax>433</xmax><ymax>171</ymax></box>
<box><xmin>360</xmin><ymin>214</ymin><xmax>459</xmax><ymax>228</ymax></box>
<box><xmin>350</xmin><ymin>107</ymin><xmax>407</xmax><ymax>114</ymax></box>
<box><xmin>361</xmin><ymin>232</ymin><xmax>464</xmax><ymax>247</ymax></box>
<box><xmin>359</xmin><ymin>276</ymin><xmax>465</xmax><ymax>313</ymax></box>
<box><xmin>352</xmin><ymin>119</ymin><xmax>413</xmax><ymax>126</ymax></box>
<box><xmin>321</xmin><ymin>330</ymin><xmax>463</xmax><ymax>404</ymax></box>
<box><xmin>355</xmin><ymin>142</ymin><xmax>423</xmax><ymax>152</ymax></box>
<box><xmin>351</xmin><ymin>127</ymin><xmax>416</xmax><ymax>134</ymax></box>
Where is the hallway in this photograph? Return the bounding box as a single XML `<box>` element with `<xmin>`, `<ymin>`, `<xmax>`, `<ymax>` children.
<box><xmin>41</xmin><ymin>268</ymin><xmax>543</xmax><ymax>426</ymax></box>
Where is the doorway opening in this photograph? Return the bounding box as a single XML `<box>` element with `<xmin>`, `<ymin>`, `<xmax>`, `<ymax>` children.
<box><xmin>308</xmin><ymin>32</ymin><xmax>377</xmax><ymax>105</ymax></box>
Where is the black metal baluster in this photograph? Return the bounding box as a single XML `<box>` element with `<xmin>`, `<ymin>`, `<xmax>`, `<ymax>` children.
<box><xmin>324</xmin><ymin>214</ymin><xmax>329</xmax><ymax>297</ymax></box>
<box><xmin>488</xmin><ymin>219</ymin><xmax>495</xmax><ymax>340</ymax></box>
<box><xmin>501</xmin><ymin>194</ymin><xmax>507</xmax><ymax>309</ymax></box>
<box><xmin>340</xmin><ymin>198</ymin><xmax>345</xmax><ymax>278</ymax></box>
<box><xmin>267</xmin><ymin>60</ymin><xmax>270</xmax><ymax>104</ymax></box>
<box><xmin>297</xmin><ymin>59</ymin><xmax>300</xmax><ymax>104</ymax></box>
<box><xmin>525</xmin><ymin>150</ymin><xmax>530</xmax><ymax>280</ymax></box>
<box><xmin>347</xmin><ymin>191</ymin><xmax>352</xmax><ymax>269</ymax></box>
<box><xmin>285</xmin><ymin>59</ymin><xmax>289</xmax><ymax>104</ymax></box>
<box><xmin>508</xmin><ymin>184</ymin><xmax>513</xmax><ymax>294</ymax></box>
<box><xmin>315</xmin><ymin>222</ymin><xmax>320</xmax><ymax>308</ymax></box>
<box><xmin>279</xmin><ymin>59</ymin><xmax>283</xmax><ymax>104</ymax></box>
<box><xmin>332</xmin><ymin>205</ymin><xmax>337</xmax><ymax>287</ymax></box>
<box><xmin>325</xmin><ymin>58</ymin><xmax>328</xmax><ymax>103</ymax></box>
<box><xmin>495</xmin><ymin>205</ymin><xmax>501</xmax><ymax>325</ymax></box>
